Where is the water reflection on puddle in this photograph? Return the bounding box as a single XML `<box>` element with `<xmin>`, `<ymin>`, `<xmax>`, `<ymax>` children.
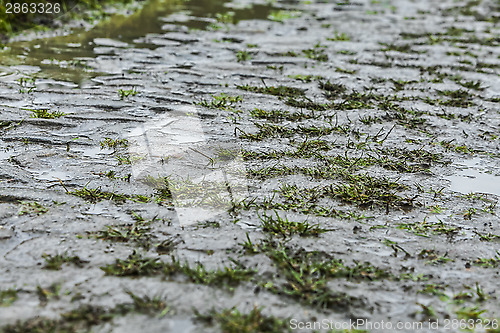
<box><xmin>445</xmin><ymin>158</ymin><xmax>500</xmax><ymax>196</ymax></box>
<box><xmin>0</xmin><ymin>0</ymin><xmax>275</xmax><ymax>84</ymax></box>
<box><xmin>168</xmin><ymin>318</ymin><xmax>196</xmax><ymax>333</ymax></box>
<box><xmin>31</xmin><ymin>169</ymin><xmax>73</xmax><ymax>181</ymax></box>
<box><xmin>0</xmin><ymin>150</ymin><xmax>12</xmax><ymax>160</ymax></box>
<box><xmin>83</xmin><ymin>202</ymin><xmax>110</xmax><ymax>216</ymax></box>
<box><xmin>114</xmin><ymin>317</ymin><xmax>197</xmax><ymax>333</ymax></box>
<box><xmin>76</xmin><ymin>146</ymin><xmax>114</xmax><ymax>158</ymax></box>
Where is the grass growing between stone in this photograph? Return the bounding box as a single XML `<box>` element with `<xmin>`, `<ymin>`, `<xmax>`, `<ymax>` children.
<box><xmin>42</xmin><ymin>253</ymin><xmax>88</xmax><ymax>270</ymax></box>
<box><xmin>0</xmin><ymin>289</ymin><xmax>18</xmax><ymax>307</ymax></box>
<box><xmin>91</xmin><ymin>212</ymin><xmax>158</xmax><ymax>250</ymax></box>
<box><xmin>99</xmin><ymin>137</ymin><xmax>128</xmax><ymax>149</ymax></box>
<box><xmin>236</xmin><ymin>84</ymin><xmax>306</xmax><ymax>98</ymax></box>
<box><xmin>67</xmin><ymin>185</ymin><xmax>150</xmax><ymax>204</ymax></box>
<box><xmin>256</xmin><ymin>241</ymin><xmax>391</xmax><ymax>310</ymax></box>
<box><xmin>302</xmin><ymin>43</ymin><xmax>328</xmax><ymax>62</ymax></box>
<box><xmin>196</xmin><ymin>93</ymin><xmax>243</xmax><ymax>110</ymax></box>
<box><xmin>101</xmin><ymin>252</ymin><xmax>255</xmax><ymax>290</ymax></box>
<box><xmin>195</xmin><ymin>306</ymin><xmax>291</xmax><ymax>333</ymax></box>
<box><xmin>118</xmin><ymin>88</ymin><xmax>137</xmax><ymax>99</ymax></box>
<box><xmin>275</xmin><ymin>171</ymin><xmax>414</xmax><ymax>212</ymax></box>
<box><xmin>473</xmin><ymin>252</ymin><xmax>500</xmax><ymax>268</ymax></box>
<box><xmin>1</xmin><ymin>292</ymin><xmax>168</xmax><ymax>333</ymax></box>
<box><xmin>259</xmin><ymin>212</ymin><xmax>327</xmax><ymax>238</ymax></box>
<box><xmin>397</xmin><ymin>218</ymin><xmax>460</xmax><ymax>237</ymax></box>
<box><xmin>18</xmin><ymin>201</ymin><xmax>48</xmax><ymax>216</ymax></box>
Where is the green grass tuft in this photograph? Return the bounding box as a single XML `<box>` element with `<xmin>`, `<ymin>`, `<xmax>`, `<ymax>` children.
<box><xmin>260</xmin><ymin>212</ymin><xmax>327</xmax><ymax>238</ymax></box>
<box><xmin>195</xmin><ymin>306</ymin><xmax>291</xmax><ymax>333</ymax></box>
<box><xmin>42</xmin><ymin>253</ymin><xmax>88</xmax><ymax>270</ymax></box>
<box><xmin>28</xmin><ymin>108</ymin><xmax>65</xmax><ymax>119</ymax></box>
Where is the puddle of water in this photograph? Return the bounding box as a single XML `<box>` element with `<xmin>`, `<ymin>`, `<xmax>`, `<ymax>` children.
<box><xmin>0</xmin><ymin>0</ymin><xmax>275</xmax><ymax>84</ymax></box>
<box><xmin>31</xmin><ymin>169</ymin><xmax>73</xmax><ymax>181</ymax></box>
<box><xmin>76</xmin><ymin>146</ymin><xmax>114</xmax><ymax>158</ymax></box>
<box><xmin>83</xmin><ymin>202</ymin><xmax>110</xmax><ymax>216</ymax></box>
<box><xmin>168</xmin><ymin>318</ymin><xmax>196</xmax><ymax>333</ymax></box>
<box><xmin>0</xmin><ymin>150</ymin><xmax>13</xmax><ymax>160</ymax></box>
<box><xmin>112</xmin><ymin>317</ymin><xmax>197</xmax><ymax>333</ymax></box>
<box><xmin>33</xmin><ymin>78</ymin><xmax>79</xmax><ymax>90</ymax></box>
<box><xmin>424</xmin><ymin>214</ymin><xmax>448</xmax><ymax>223</ymax></box>
<box><xmin>445</xmin><ymin>158</ymin><xmax>500</xmax><ymax>196</ymax></box>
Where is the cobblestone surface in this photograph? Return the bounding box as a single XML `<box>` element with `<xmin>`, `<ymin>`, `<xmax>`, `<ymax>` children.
<box><xmin>0</xmin><ymin>0</ymin><xmax>499</xmax><ymax>332</ymax></box>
